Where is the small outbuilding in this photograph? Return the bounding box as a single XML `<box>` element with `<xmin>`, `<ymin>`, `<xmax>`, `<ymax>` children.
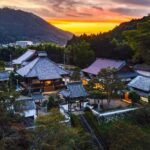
<box><xmin>14</xmin><ymin>97</ymin><xmax>37</xmax><ymax>119</ymax></box>
<box><xmin>60</xmin><ymin>82</ymin><xmax>88</xmax><ymax>112</ymax></box>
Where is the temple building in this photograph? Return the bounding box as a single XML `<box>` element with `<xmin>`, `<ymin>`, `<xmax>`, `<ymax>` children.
<box><xmin>128</xmin><ymin>76</ymin><xmax>150</xmax><ymax>103</ymax></box>
<box><xmin>82</xmin><ymin>58</ymin><xmax>137</xmax><ymax>86</ymax></box>
<box><xmin>16</xmin><ymin>51</ymin><xmax>69</xmax><ymax>94</ymax></box>
<box><xmin>60</xmin><ymin>82</ymin><xmax>88</xmax><ymax>112</ymax></box>
<box><xmin>134</xmin><ymin>64</ymin><xmax>150</xmax><ymax>77</ymax></box>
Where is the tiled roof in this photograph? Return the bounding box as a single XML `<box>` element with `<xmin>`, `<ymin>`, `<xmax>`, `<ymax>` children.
<box><xmin>134</xmin><ymin>64</ymin><xmax>150</xmax><ymax>72</ymax></box>
<box><xmin>60</xmin><ymin>89</ymin><xmax>70</xmax><ymax>97</ymax></box>
<box><xmin>117</xmin><ymin>72</ymin><xmax>138</xmax><ymax>79</ymax></box>
<box><xmin>82</xmin><ymin>58</ymin><xmax>126</xmax><ymax>75</ymax></box>
<box><xmin>60</xmin><ymin>82</ymin><xmax>88</xmax><ymax>99</ymax></box>
<box><xmin>0</xmin><ymin>71</ymin><xmax>9</xmax><ymax>81</ymax></box>
<box><xmin>17</xmin><ymin>56</ymin><xmax>68</xmax><ymax>80</ymax></box>
<box><xmin>13</xmin><ymin>49</ymin><xmax>36</xmax><ymax>65</ymax></box>
<box><xmin>32</xmin><ymin>93</ymin><xmax>45</xmax><ymax>100</ymax></box>
<box><xmin>15</xmin><ymin>98</ymin><xmax>36</xmax><ymax>111</ymax></box>
<box><xmin>128</xmin><ymin>76</ymin><xmax>150</xmax><ymax>92</ymax></box>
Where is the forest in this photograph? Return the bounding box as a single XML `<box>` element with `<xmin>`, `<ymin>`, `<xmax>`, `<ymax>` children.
<box><xmin>0</xmin><ymin>15</ymin><xmax>150</xmax><ymax>69</ymax></box>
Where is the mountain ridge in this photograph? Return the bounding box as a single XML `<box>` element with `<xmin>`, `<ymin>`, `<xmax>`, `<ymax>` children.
<box><xmin>0</xmin><ymin>8</ymin><xmax>73</xmax><ymax>45</ymax></box>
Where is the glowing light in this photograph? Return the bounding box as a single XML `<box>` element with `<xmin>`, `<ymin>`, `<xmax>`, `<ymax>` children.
<box><xmin>47</xmin><ymin>19</ymin><xmax>131</xmax><ymax>35</ymax></box>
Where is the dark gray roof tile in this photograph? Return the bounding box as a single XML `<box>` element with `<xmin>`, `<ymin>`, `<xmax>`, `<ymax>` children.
<box><xmin>82</xmin><ymin>58</ymin><xmax>126</xmax><ymax>75</ymax></box>
<box><xmin>128</xmin><ymin>76</ymin><xmax>150</xmax><ymax>92</ymax></box>
<box><xmin>60</xmin><ymin>82</ymin><xmax>88</xmax><ymax>99</ymax></box>
<box><xmin>13</xmin><ymin>49</ymin><xmax>36</xmax><ymax>65</ymax></box>
<box><xmin>17</xmin><ymin>56</ymin><xmax>68</xmax><ymax>80</ymax></box>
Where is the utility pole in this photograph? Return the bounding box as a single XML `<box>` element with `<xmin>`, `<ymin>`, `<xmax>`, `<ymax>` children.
<box><xmin>10</xmin><ymin>54</ymin><xmax>12</xmax><ymax>66</ymax></box>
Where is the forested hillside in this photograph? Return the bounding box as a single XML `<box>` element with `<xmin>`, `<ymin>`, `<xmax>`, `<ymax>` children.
<box><xmin>0</xmin><ymin>8</ymin><xmax>72</xmax><ymax>45</ymax></box>
<box><xmin>67</xmin><ymin>15</ymin><xmax>150</xmax><ymax>64</ymax></box>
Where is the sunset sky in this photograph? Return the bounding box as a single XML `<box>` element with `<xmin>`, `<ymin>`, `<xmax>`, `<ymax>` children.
<box><xmin>0</xmin><ymin>0</ymin><xmax>149</xmax><ymax>35</ymax></box>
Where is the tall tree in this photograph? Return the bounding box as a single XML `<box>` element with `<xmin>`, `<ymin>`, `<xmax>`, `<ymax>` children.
<box><xmin>67</xmin><ymin>40</ymin><xmax>95</xmax><ymax>68</ymax></box>
<box><xmin>0</xmin><ymin>83</ymin><xmax>31</xmax><ymax>150</ymax></box>
<box><xmin>90</xmin><ymin>90</ymin><xmax>106</xmax><ymax>110</ymax></box>
<box><xmin>86</xmin><ymin>77</ymin><xmax>99</xmax><ymax>91</ymax></box>
<box><xmin>98</xmin><ymin>68</ymin><xmax>124</xmax><ymax>105</ymax></box>
<box><xmin>124</xmin><ymin>18</ymin><xmax>150</xmax><ymax>64</ymax></box>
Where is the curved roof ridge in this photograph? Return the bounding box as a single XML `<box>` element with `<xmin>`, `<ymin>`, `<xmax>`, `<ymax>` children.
<box><xmin>17</xmin><ymin>55</ymin><xmax>69</xmax><ymax>80</ymax></box>
<box><xmin>13</xmin><ymin>49</ymin><xmax>36</xmax><ymax>65</ymax></box>
<box><xmin>17</xmin><ymin>57</ymin><xmax>39</xmax><ymax>77</ymax></box>
<box><xmin>26</xmin><ymin>57</ymin><xmax>40</xmax><ymax>77</ymax></box>
<box><xmin>46</xmin><ymin>57</ymin><xmax>68</xmax><ymax>75</ymax></box>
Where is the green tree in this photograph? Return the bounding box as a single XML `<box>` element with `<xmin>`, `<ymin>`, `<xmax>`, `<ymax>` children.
<box><xmin>124</xmin><ymin>18</ymin><xmax>150</xmax><ymax>64</ymax></box>
<box><xmin>86</xmin><ymin>77</ymin><xmax>99</xmax><ymax>91</ymax></box>
<box><xmin>0</xmin><ymin>82</ymin><xmax>20</xmax><ymax>112</ymax></box>
<box><xmin>90</xmin><ymin>91</ymin><xmax>106</xmax><ymax>110</ymax></box>
<box><xmin>67</xmin><ymin>40</ymin><xmax>95</xmax><ymax>68</ymax></box>
<box><xmin>98</xmin><ymin>68</ymin><xmax>124</xmax><ymax>105</ymax></box>
<box><xmin>107</xmin><ymin>121</ymin><xmax>150</xmax><ymax>150</ymax></box>
<box><xmin>0</xmin><ymin>83</ymin><xmax>31</xmax><ymax>150</ymax></box>
<box><xmin>71</xmin><ymin>69</ymin><xmax>81</xmax><ymax>81</ymax></box>
<box><xmin>129</xmin><ymin>91</ymin><xmax>140</xmax><ymax>105</ymax></box>
<box><xmin>47</xmin><ymin>96</ymin><xmax>58</xmax><ymax>110</ymax></box>
<box><xmin>0</xmin><ymin>60</ymin><xmax>4</xmax><ymax>70</ymax></box>
<box><xmin>32</xmin><ymin>109</ymin><xmax>95</xmax><ymax>150</ymax></box>
<box><xmin>130</xmin><ymin>107</ymin><xmax>150</xmax><ymax>125</ymax></box>
<box><xmin>0</xmin><ymin>112</ymin><xmax>32</xmax><ymax>150</ymax></box>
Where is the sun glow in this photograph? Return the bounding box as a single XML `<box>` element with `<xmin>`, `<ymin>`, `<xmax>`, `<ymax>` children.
<box><xmin>47</xmin><ymin>19</ymin><xmax>130</xmax><ymax>35</ymax></box>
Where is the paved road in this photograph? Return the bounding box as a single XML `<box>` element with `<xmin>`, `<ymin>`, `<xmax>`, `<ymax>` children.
<box><xmin>79</xmin><ymin>114</ymin><xmax>106</xmax><ymax>150</ymax></box>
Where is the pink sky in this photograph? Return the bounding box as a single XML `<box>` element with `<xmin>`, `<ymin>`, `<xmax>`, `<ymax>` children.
<box><xmin>0</xmin><ymin>0</ymin><xmax>149</xmax><ymax>34</ymax></box>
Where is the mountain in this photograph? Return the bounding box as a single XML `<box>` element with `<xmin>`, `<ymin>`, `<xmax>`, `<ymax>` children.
<box><xmin>0</xmin><ymin>8</ymin><xmax>73</xmax><ymax>45</ymax></box>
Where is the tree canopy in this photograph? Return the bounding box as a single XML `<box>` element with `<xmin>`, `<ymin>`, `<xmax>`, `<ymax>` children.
<box><xmin>32</xmin><ymin>109</ymin><xmax>95</xmax><ymax>150</ymax></box>
<box><xmin>66</xmin><ymin>40</ymin><xmax>95</xmax><ymax>68</ymax></box>
<box><xmin>98</xmin><ymin>68</ymin><xmax>124</xmax><ymax>104</ymax></box>
<box><xmin>124</xmin><ymin>17</ymin><xmax>150</xmax><ymax>64</ymax></box>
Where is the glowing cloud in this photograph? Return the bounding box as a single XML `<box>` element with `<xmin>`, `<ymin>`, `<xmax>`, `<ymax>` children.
<box><xmin>0</xmin><ymin>0</ymin><xmax>149</xmax><ymax>35</ymax></box>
